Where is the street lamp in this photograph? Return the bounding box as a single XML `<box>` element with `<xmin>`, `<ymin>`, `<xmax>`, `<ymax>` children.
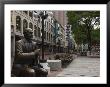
<box><xmin>57</xmin><ymin>24</ymin><xmax>60</xmax><ymax>53</ymax></box>
<box><xmin>54</xmin><ymin>20</ymin><xmax>58</xmax><ymax>54</ymax></box>
<box><xmin>39</xmin><ymin>11</ymin><xmax>48</xmax><ymax>62</ymax></box>
<box><xmin>60</xmin><ymin>38</ymin><xmax>62</xmax><ymax>53</ymax></box>
<box><xmin>66</xmin><ymin>23</ymin><xmax>71</xmax><ymax>53</ymax></box>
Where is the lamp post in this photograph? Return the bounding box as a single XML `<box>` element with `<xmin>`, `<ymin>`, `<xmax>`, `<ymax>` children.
<box><xmin>60</xmin><ymin>38</ymin><xmax>62</xmax><ymax>53</ymax></box>
<box><xmin>66</xmin><ymin>24</ymin><xmax>70</xmax><ymax>53</ymax></box>
<box><xmin>54</xmin><ymin>20</ymin><xmax>57</xmax><ymax>54</ymax></box>
<box><xmin>39</xmin><ymin>11</ymin><xmax>48</xmax><ymax>62</ymax></box>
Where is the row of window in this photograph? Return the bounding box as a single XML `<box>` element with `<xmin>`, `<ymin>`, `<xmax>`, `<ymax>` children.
<box><xmin>23</xmin><ymin>11</ymin><xmax>33</xmax><ymax>18</ymax></box>
<box><xmin>12</xmin><ymin>11</ymin><xmax>66</xmax><ymax>44</ymax></box>
<box><xmin>23</xmin><ymin>11</ymin><xmax>54</xmax><ymax>32</ymax></box>
<box><xmin>16</xmin><ymin>16</ymin><xmax>53</xmax><ymax>42</ymax></box>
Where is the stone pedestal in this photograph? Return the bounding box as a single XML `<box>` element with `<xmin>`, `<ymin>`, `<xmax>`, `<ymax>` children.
<box><xmin>40</xmin><ymin>63</ymin><xmax>50</xmax><ymax>74</ymax></box>
<box><xmin>47</xmin><ymin>60</ymin><xmax>62</xmax><ymax>71</ymax></box>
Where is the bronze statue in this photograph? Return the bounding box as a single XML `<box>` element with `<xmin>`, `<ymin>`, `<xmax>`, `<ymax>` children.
<box><xmin>12</xmin><ymin>28</ymin><xmax>48</xmax><ymax>77</ymax></box>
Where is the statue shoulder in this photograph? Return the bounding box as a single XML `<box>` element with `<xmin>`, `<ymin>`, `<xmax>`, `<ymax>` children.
<box><xmin>17</xmin><ymin>39</ymin><xmax>22</xmax><ymax>43</ymax></box>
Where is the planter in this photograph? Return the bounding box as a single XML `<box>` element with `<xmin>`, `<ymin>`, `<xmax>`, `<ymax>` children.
<box><xmin>47</xmin><ymin>60</ymin><xmax>62</xmax><ymax>71</ymax></box>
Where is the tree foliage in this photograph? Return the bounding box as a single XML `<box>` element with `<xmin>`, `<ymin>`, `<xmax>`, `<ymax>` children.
<box><xmin>66</xmin><ymin>11</ymin><xmax>100</xmax><ymax>51</ymax></box>
<box><xmin>91</xmin><ymin>28</ymin><xmax>100</xmax><ymax>45</ymax></box>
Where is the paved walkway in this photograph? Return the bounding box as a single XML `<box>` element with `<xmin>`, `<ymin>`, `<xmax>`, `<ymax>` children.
<box><xmin>56</xmin><ymin>56</ymin><xmax>100</xmax><ymax>77</ymax></box>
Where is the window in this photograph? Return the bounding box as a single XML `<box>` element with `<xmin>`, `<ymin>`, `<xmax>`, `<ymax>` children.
<box><xmin>38</xmin><ymin>18</ymin><xmax>40</xmax><ymax>23</ymax></box>
<box><xmin>33</xmin><ymin>11</ymin><xmax>37</xmax><ymax>18</ymax></box>
<box><xmin>51</xmin><ymin>25</ymin><xmax>53</xmax><ymax>32</ymax></box>
<box><xmin>29</xmin><ymin>11</ymin><xmax>33</xmax><ymax>18</ymax></box>
<box><xmin>51</xmin><ymin>34</ymin><xmax>52</xmax><ymax>41</ymax></box>
<box><xmin>34</xmin><ymin>25</ymin><xmax>37</xmax><ymax>37</ymax></box>
<box><xmin>29</xmin><ymin>22</ymin><xmax>33</xmax><ymax>30</ymax></box>
<box><xmin>38</xmin><ymin>27</ymin><xmax>40</xmax><ymax>38</ymax></box>
<box><xmin>16</xmin><ymin>16</ymin><xmax>21</xmax><ymax>31</ymax></box>
<box><xmin>23</xmin><ymin>11</ymin><xmax>28</xmax><ymax>15</ymax></box>
<box><xmin>45</xmin><ymin>21</ymin><xmax>46</xmax><ymax>28</ymax></box>
<box><xmin>23</xmin><ymin>19</ymin><xmax>28</xmax><ymax>32</ymax></box>
<box><xmin>47</xmin><ymin>32</ymin><xmax>48</xmax><ymax>40</ymax></box>
<box><xmin>49</xmin><ymin>33</ymin><xmax>50</xmax><ymax>41</ymax></box>
<box><xmin>50</xmin><ymin>33</ymin><xmax>51</xmax><ymax>41</ymax></box>
<box><xmin>47</xmin><ymin>22</ymin><xmax>48</xmax><ymax>29</ymax></box>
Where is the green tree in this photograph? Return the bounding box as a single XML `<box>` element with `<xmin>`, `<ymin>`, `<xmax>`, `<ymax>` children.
<box><xmin>67</xmin><ymin>11</ymin><xmax>100</xmax><ymax>51</ymax></box>
<box><xmin>91</xmin><ymin>28</ymin><xmax>100</xmax><ymax>46</ymax></box>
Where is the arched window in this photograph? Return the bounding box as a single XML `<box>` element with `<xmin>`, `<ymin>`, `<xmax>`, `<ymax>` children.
<box><xmin>49</xmin><ymin>33</ymin><xmax>50</xmax><ymax>41</ymax></box>
<box><xmin>44</xmin><ymin>21</ymin><xmax>46</xmax><ymax>28</ymax></box>
<box><xmin>16</xmin><ymin>16</ymin><xmax>21</xmax><ymax>31</ymax></box>
<box><xmin>23</xmin><ymin>19</ymin><xmax>28</xmax><ymax>32</ymax></box>
<box><xmin>34</xmin><ymin>25</ymin><xmax>37</xmax><ymax>37</ymax></box>
<box><xmin>50</xmin><ymin>33</ymin><xmax>51</xmax><ymax>41</ymax></box>
<box><xmin>29</xmin><ymin>22</ymin><xmax>33</xmax><ymax>30</ymax></box>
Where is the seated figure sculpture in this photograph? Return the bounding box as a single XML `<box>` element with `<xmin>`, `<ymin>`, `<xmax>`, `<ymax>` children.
<box><xmin>12</xmin><ymin>28</ymin><xmax>48</xmax><ymax>77</ymax></box>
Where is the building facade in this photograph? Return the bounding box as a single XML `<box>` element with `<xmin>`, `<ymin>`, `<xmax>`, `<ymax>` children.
<box><xmin>11</xmin><ymin>11</ymin><xmax>55</xmax><ymax>64</ymax></box>
<box><xmin>11</xmin><ymin>10</ymin><xmax>75</xmax><ymax>66</ymax></box>
<box><xmin>53</xmin><ymin>11</ymin><xmax>68</xmax><ymax>52</ymax></box>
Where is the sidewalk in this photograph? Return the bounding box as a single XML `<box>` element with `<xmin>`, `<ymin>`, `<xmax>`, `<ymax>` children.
<box><xmin>47</xmin><ymin>56</ymin><xmax>100</xmax><ymax>77</ymax></box>
<box><xmin>56</xmin><ymin>56</ymin><xmax>100</xmax><ymax>77</ymax></box>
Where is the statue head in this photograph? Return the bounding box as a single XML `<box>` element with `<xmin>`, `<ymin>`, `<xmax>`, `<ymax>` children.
<box><xmin>23</xmin><ymin>28</ymin><xmax>33</xmax><ymax>41</ymax></box>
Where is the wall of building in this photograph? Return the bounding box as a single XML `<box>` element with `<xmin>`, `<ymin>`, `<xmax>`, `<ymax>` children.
<box><xmin>11</xmin><ymin>10</ymin><xmax>75</xmax><ymax>62</ymax></box>
<box><xmin>53</xmin><ymin>11</ymin><xmax>68</xmax><ymax>49</ymax></box>
<box><xmin>11</xmin><ymin>11</ymin><xmax>54</xmax><ymax>44</ymax></box>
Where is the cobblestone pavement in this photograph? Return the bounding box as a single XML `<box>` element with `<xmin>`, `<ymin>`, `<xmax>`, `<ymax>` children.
<box><xmin>56</xmin><ymin>56</ymin><xmax>100</xmax><ymax>77</ymax></box>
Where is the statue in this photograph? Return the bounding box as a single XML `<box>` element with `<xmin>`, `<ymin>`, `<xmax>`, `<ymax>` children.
<box><xmin>12</xmin><ymin>28</ymin><xmax>48</xmax><ymax>77</ymax></box>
